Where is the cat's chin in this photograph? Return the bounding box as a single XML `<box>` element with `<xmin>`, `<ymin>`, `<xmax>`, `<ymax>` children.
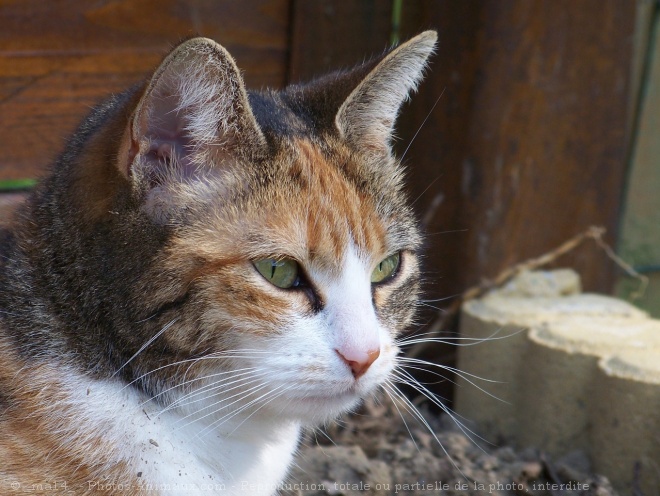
<box><xmin>264</xmin><ymin>384</ymin><xmax>378</xmax><ymax>426</ymax></box>
<box><xmin>285</xmin><ymin>393</ymin><xmax>363</xmax><ymax>426</ymax></box>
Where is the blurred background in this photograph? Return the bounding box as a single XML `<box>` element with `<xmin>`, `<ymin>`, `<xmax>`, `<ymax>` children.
<box><xmin>0</xmin><ymin>0</ymin><xmax>654</xmax><ymax>360</ymax></box>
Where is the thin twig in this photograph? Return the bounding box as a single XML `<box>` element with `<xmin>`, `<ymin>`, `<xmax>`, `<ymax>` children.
<box><xmin>407</xmin><ymin>226</ymin><xmax>648</xmax><ymax>359</ymax></box>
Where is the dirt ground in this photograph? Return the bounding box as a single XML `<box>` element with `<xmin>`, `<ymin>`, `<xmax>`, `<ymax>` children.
<box><xmin>284</xmin><ymin>399</ymin><xmax>620</xmax><ymax>496</ymax></box>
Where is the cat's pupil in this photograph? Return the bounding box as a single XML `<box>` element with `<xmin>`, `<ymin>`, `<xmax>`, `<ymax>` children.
<box><xmin>254</xmin><ymin>258</ymin><xmax>300</xmax><ymax>289</ymax></box>
<box><xmin>371</xmin><ymin>252</ymin><xmax>401</xmax><ymax>284</ymax></box>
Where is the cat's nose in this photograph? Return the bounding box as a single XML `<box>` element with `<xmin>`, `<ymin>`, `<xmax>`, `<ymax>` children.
<box><xmin>336</xmin><ymin>348</ymin><xmax>380</xmax><ymax>379</ymax></box>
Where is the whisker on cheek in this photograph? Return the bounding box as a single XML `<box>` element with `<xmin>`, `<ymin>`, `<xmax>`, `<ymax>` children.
<box><xmin>0</xmin><ymin>29</ymin><xmax>438</xmax><ymax>493</ymax></box>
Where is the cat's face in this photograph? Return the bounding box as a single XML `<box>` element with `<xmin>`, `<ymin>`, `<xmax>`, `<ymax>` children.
<box><xmin>104</xmin><ymin>33</ymin><xmax>435</xmax><ymax>427</ymax></box>
<box><xmin>156</xmin><ymin>137</ymin><xmax>421</xmax><ymax>424</ymax></box>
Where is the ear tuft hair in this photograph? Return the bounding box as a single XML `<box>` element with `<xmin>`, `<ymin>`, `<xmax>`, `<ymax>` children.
<box><xmin>335</xmin><ymin>31</ymin><xmax>437</xmax><ymax>155</ymax></box>
<box><xmin>124</xmin><ymin>37</ymin><xmax>266</xmax><ymax>188</ymax></box>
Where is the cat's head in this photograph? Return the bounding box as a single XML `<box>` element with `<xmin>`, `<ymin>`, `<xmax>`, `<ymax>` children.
<box><xmin>52</xmin><ymin>32</ymin><xmax>436</xmax><ymax>426</ymax></box>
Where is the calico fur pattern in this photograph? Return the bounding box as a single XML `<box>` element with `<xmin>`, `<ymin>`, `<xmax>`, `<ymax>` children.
<box><xmin>0</xmin><ymin>32</ymin><xmax>436</xmax><ymax>495</ymax></box>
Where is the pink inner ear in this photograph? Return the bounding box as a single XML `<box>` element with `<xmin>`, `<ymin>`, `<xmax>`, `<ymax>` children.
<box><xmin>139</xmin><ymin>91</ymin><xmax>198</xmax><ymax>185</ymax></box>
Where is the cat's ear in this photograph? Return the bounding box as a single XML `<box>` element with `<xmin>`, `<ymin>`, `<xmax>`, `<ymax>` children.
<box><xmin>120</xmin><ymin>37</ymin><xmax>266</xmax><ymax>187</ymax></box>
<box><xmin>335</xmin><ymin>31</ymin><xmax>437</xmax><ymax>155</ymax></box>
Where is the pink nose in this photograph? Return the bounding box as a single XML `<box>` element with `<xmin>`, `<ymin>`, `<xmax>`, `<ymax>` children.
<box><xmin>336</xmin><ymin>348</ymin><xmax>381</xmax><ymax>379</ymax></box>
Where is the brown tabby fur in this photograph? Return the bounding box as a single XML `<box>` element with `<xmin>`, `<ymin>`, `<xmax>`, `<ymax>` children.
<box><xmin>0</xmin><ymin>32</ymin><xmax>436</xmax><ymax>494</ymax></box>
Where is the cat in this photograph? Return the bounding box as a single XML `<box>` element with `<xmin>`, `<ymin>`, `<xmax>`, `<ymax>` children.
<box><xmin>0</xmin><ymin>31</ymin><xmax>436</xmax><ymax>495</ymax></box>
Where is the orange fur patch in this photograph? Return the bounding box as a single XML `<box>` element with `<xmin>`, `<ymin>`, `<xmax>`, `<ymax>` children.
<box><xmin>0</xmin><ymin>336</ymin><xmax>140</xmax><ymax>495</ymax></box>
<box><xmin>158</xmin><ymin>139</ymin><xmax>392</xmax><ymax>347</ymax></box>
<box><xmin>290</xmin><ymin>139</ymin><xmax>386</xmax><ymax>265</ymax></box>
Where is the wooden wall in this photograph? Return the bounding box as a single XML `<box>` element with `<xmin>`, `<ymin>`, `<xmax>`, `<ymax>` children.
<box><xmin>397</xmin><ymin>0</ymin><xmax>636</xmax><ymax>297</ymax></box>
<box><xmin>0</xmin><ymin>1</ymin><xmax>637</xmax><ymax>319</ymax></box>
<box><xmin>0</xmin><ymin>0</ymin><xmax>289</xmax><ymax>182</ymax></box>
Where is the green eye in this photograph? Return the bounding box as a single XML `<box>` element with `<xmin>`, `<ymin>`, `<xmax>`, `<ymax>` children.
<box><xmin>254</xmin><ymin>258</ymin><xmax>299</xmax><ymax>289</ymax></box>
<box><xmin>371</xmin><ymin>252</ymin><xmax>401</xmax><ymax>284</ymax></box>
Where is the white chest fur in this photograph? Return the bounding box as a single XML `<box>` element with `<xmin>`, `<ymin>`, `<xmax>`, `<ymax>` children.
<box><xmin>58</xmin><ymin>370</ymin><xmax>301</xmax><ymax>496</ymax></box>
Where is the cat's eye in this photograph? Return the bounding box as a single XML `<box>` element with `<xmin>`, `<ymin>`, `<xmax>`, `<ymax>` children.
<box><xmin>371</xmin><ymin>252</ymin><xmax>401</xmax><ymax>284</ymax></box>
<box><xmin>254</xmin><ymin>258</ymin><xmax>300</xmax><ymax>289</ymax></box>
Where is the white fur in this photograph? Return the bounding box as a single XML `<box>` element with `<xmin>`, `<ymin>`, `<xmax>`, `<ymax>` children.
<box><xmin>51</xmin><ymin>367</ymin><xmax>300</xmax><ymax>496</ymax></box>
<box><xmin>232</xmin><ymin>246</ymin><xmax>399</xmax><ymax>425</ymax></box>
<box><xmin>326</xmin><ymin>246</ymin><xmax>382</xmax><ymax>363</ymax></box>
<box><xmin>41</xmin><ymin>248</ymin><xmax>396</xmax><ymax>495</ymax></box>
<box><xmin>21</xmin><ymin>237</ymin><xmax>404</xmax><ymax>496</ymax></box>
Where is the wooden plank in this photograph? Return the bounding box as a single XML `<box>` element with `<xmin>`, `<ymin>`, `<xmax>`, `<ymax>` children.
<box><xmin>0</xmin><ymin>0</ymin><xmax>288</xmax><ymax>62</ymax></box>
<box><xmin>0</xmin><ymin>52</ymin><xmax>163</xmax><ymax>181</ymax></box>
<box><xmin>288</xmin><ymin>0</ymin><xmax>392</xmax><ymax>83</ymax></box>
<box><xmin>0</xmin><ymin>0</ymin><xmax>290</xmax><ymax>180</ymax></box>
<box><xmin>397</xmin><ymin>0</ymin><xmax>636</xmax><ymax>296</ymax></box>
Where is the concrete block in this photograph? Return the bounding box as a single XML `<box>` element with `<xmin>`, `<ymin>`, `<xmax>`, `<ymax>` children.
<box><xmin>518</xmin><ymin>318</ymin><xmax>657</xmax><ymax>454</ymax></box>
<box><xmin>454</xmin><ymin>269</ymin><xmax>660</xmax><ymax>495</ymax></box>
<box><xmin>455</xmin><ymin>269</ymin><xmax>646</xmax><ymax>441</ymax></box>
<box><xmin>592</xmin><ymin>350</ymin><xmax>660</xmax><ymax>496</ymax></box>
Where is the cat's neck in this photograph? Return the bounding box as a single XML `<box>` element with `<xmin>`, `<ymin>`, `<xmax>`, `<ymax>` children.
<box><xmin>97</xmin><ymin>374</ymin><xmax>302</xmax><ymax>494</ymax></box>
<box><xmin>5</xmin><ymin>349</ymin><xmax>301</xmax><ymax>495</ymax></box>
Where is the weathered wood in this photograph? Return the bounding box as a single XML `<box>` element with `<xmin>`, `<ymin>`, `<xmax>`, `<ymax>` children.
<box><xmin>288</xmin><ymin>0</ymin><xmax>392</xmax><ymax>83</ymax></box>
<box><xmin>0</xmin><ymin>0</ymin><xmax>637</xmax><ymax>300</ymax></box>
<box><xmin>397</xmin><ymin>0</ymin><xmax>636</xmax><ymax>296</ymax></box>
<box><xmin>0</xmin><ymin>0</ymin><xmax>290</xmax><ymax>180</ymax></box>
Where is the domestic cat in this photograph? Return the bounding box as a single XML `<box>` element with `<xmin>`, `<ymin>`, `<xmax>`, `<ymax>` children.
<box><xmin>0</xmin><ymin>31</ymin><xmax>436</xmax><ymax>495</ymax></box>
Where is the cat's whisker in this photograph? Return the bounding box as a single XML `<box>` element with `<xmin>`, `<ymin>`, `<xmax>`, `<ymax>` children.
<box><xmin>419</xmin><ymin>295</ymin><xmax>461</xmax><ymax>303</ymax></box>
<box><xmin>398</xmin><ymin>356</ymin><xmax>505</xmax><ymax>390</ymax></box>
<box><xmin>163</xmin><ymin>374</ymin><xmax>271</xmax><ymax>420</ymax></box>
<box><xmin>174</xmin><ymin>367</ymin><xmax>263</xmax><ymax>395</ymax></box>
<box><xmin>197</xmin><ymin>383</ymin><xmax>291</xmax><ymax>437</ymax></box>
<box><xmin>416</xmin><ymin>302</ymin><xmax>444</xmax><ymax>311</ymax></box>
<box><xmin>396</xmin><ymin>358</ymin><xmax>506</xmax><ymax>408</ymax></box>
<box><xmin>400</xmin><ymin>87</ymin><xmax>446</xmax><ymax>164</ymax></box>
<box><xmin>173</xmin><ymin>378</ymin><xmax>275</xmax><ymax>428</ymax></box>
<box><xmin>142</xmin><ymin>366</ymin><xmax>260</xmax><ymax>407</ymax></box>
<box><xmin>424</xmin><ymin>228</ymin><xmax>470</xmax><ymax>237</ymax></box>
<box><xmin>391</xmin><ymin>368</ymin><xmax>493</xmax><ymax>451</ymax></box>
<box><xmin>162</xmin><ymin>369</ymin><xmax>273</xmax><ymax>413</ymax></box>
<box><xmin>226</xmin><ymin>384</ymin><xmax>295</xmax><ymax>436</ymax></box>
<box><xmin>331</xmin><ymin>417</ymin><xmax>349</xmax><ymax>428</ymax></box>
<box><xmin>313</xmin><ymin>426</ymin><xmax>338</xmax><ymax>447</ymax></box>
<box><xmin>384</xmin><ymin>380</ymin><xmax>472</xmax><ymax>480</ymax></box>
<box><xmin>135</xmin><ymin>311</ymin><xmax>161</xmax><ymax>324</ymax></box>
<box><xmin>383</xmin><ymin>379</ymin><xmax>469</xmax><ymax>480</ymax></box>
<box><xmin>122</xmin><ymin>349</ymin><xmax>273</xmax><ymax>390</ymax></box>
<box><xmin>397</xmin><ymin>328</ymin><xmax>459</xmax><ymax>340</ymax></box>
<box><xmin>396</xmin><ymin>327</ymin><xmax>524</xmax><ymax>347</ymax></box>
<box><xmin>381</xmin><ymin>382</ymin><xmax>420</xmax><ymax>452</ymax></box>
<box><xmin>113</xmin><ymin>318</ymin><xmax>179</xmax><ymax>377</ymax></box>
<box><xmin>394</xmin><ymin>363</ymin><xmax>455</xmax><ymax>388</ymax></box>
<box><xmin>408</xmin><ymin>175</ymin><xmax>442</xmax><ymax>209</ymax></box>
